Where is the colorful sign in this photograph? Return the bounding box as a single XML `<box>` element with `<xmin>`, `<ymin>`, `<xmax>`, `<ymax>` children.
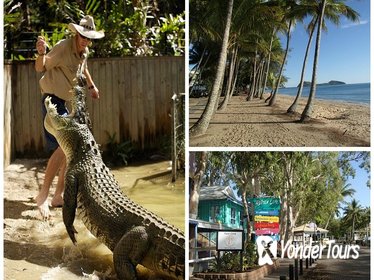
<box><xmin>251</xmin><ymin>197</ymin><xmax>281</xmax><ymax>239</ymax></box>
<box><xmin>256</xmin><ymin>228</ymin><xmax>280</xmax><ymax>235</ymax></box>
<box><xmin>255</xmin><ymin>210</ymin><xmax>280</xmax><ymax>216</ymax></box>
<box><xmin>255</xmin><ymin>215</ymin><xmax>279</xmax><ymax>223</ymax></box>
<box><xmin>255</xmin><ymin>222</ymin><xmax>279</xmax><ymax>230</ymax></box>
<box><xmin>252</xmin><ymin>197</ymin><xmax>280</xmax><ymax>212</ymax></box>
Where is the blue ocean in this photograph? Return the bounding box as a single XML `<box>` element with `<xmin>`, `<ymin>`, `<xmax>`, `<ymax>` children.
<box><xmin>278</xmin><ymin>83</ymin><xmax>370</xmax><ymax>105</ymax></box>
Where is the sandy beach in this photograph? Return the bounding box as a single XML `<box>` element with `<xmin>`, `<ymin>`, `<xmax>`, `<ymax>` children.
<box><xmin>4</xmin><ymin>159</ymin><xmax>184</xmax><ymax>280</ymax></box>
<box><xmin>189</xmin><ymin>93</ymin><xmax>370</xmax><ymax>147</ymax></box>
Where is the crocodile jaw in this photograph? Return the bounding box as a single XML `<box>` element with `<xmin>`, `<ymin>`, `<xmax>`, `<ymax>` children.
<box><xmin>44</xmin><ymin>96</ymin><xmax>70</xmax><ymax>136</ymax></box>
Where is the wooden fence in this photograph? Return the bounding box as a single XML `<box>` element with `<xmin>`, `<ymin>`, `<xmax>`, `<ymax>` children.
<box><xmin>4</xmin><ymin>56</ymin><xmax>185</xmax><ymax>165</ymax></box>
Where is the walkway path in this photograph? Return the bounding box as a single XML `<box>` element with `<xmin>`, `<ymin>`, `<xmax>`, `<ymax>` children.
<box><xmin>302</xmin><ymin>246</ymin><xmax>370</xmax><ymax>280</ymax></box>
<box><xmin>262</xmin><ymin>258</ymin><xmax>305</xmax><ymax>280</ymax></box>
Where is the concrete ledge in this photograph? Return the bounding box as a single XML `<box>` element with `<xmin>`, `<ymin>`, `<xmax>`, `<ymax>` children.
<box><xmin>194</xmin><ymin>259</ymin><xmax>280</xmax><ymax>280</ymax></box>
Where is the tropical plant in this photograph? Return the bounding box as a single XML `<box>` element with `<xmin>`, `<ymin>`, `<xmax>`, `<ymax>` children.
<box><xmin>287</xmin><ymin>17</ymin><xmax>318</xmax><ymax>114</ymax></box>
<box><xmin>4</xmin><ymin>0</ymin><xmax>185</xmax><ymax>58</ymax></box>
<box><xmin>189</xmin><ymin>0</ymin><xmax>235</xmax><ymax>137</ymax></box>
<box><xmin>210</xmin><ymin>251</ymin><xmax>242</xmax><ymax>272</ymax></box>
<box><xmin>300</xmin><ymin>0</ymin><xmax>359</xmax><ymax>121</ymax></box>
<box><xmin>342</xmin><ymin>199</ymin><xmax>363</xmax><ymax>241</ymax></box>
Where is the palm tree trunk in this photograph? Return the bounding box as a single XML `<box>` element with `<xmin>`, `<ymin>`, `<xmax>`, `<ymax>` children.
<box><xmin>219</xmin><ymin>45</ymin><xmax>238</xmax><ymax>110</ymax></box>
<box><xmin>247</xmin><ymin>53</ymin><xmax>257</xmax><ymax>101</ymax></box>
<box><xmin>269</xmin><ymin>19</ymin><xmax>292</xmax><ymax>106</ymax></box>
<box><xmin>253</xmin><ymin>61</ymin><xmax>261</xmax><ymax>98</ymax></box>
<box><xmin>351</xmin><ymin>216</ymin><xmax>355</xmax><ymax>241</ymax></box>
<box><xmin>261</xmin><ymin>27</ymin><xmax>276</xmax><ymax>99</ymax></box>
<box><xmin>300</xmin><ymin>0</ymin><xmax>327</xmax><ymax>122</ymax></box>
<box><xmin>287</xmin><ymin>18</ymin><xmax>317</xmax><ymax>114</ymax></box>
<box><xmin>257</xmin><ymin>60</ymin><xmax>266</xmax><ymax>99</ymax></box>
<box><xmin>189</xmin><ymin>0</ymin><xmax>234</xmax><ymax>136</ymax></box>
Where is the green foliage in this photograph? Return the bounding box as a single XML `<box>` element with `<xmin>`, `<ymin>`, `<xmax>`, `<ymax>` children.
<box><xmin>4</xmin><ymin>0</ymin><xmax>23</xmax><ymax>33</ymax></box>
<box><xmin>39</xmin><ymin>28</ymin><xmax>67</xmax><ymax>50</ymax></box>
<box><xmin>243</xmin><ymin>241</ymin><xmax>257</xmax><ymax>268</ymax></box>
<box><xmin>199</xmin><ymin>151</ymin><xmax>367</xmax><ymax>241</ymax></box>
<box><xmin>104</xmin><ymin>132</ymin><xmax>135</xmax><ymax>166</ymax></box>
<box><xmin>211</xmin><ymin>252</ymin><xmax>242</xmax><ymax>272</ymax></box>
<box><xmin>210</xmin><ymin>241</ymin><xmax>257</xmax><ymax>272</ymax></box>
<box><xmin>154</xmin><ymin>13</ymin><xmax>185</xmax><ymax>56</ymax></box>
<box><xmin>4</xmin><ymin>0</ymin><xmax>185</xmax><ymax>59</ymax></box>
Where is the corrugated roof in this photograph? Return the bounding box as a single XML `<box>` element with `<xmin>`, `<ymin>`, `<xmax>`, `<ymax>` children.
<box><xmin>200</xmin><ymin>185</ymin><xmax>242</xmax><ymax>205</ymax></box>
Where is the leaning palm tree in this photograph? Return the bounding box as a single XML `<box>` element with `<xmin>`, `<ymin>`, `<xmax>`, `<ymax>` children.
<box><xmin>189</xmin><ymin>0</ymin><xmax>235</xmax><ymax>137</ymax></box>
<box><xmin>268</xmin><ymin>0</ymin><xmax>307</xmax><ymax>106</ymax></box>
<box><xmin>300</xmin><ymin>0</ymin><xmax>360</xmax><ymax>121</ymax></box>
<box><xmin>287</xmin><ymin>17</ymin><xmax>318</xmax><ymax>114</ymax></box>
<box><xmin>268</xmin><ymin>19</ymin><xmax>293</xmax><ymax>106</ymax></box>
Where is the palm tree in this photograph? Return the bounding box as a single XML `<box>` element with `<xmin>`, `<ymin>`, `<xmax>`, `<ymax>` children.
<box><xmin>268</xmin><ymin>0</ymin><xmax>307</xmax><ymax>106</ymax></box>
<box><xmin>287</xmin><ymin>17</ymin><xmax>318</xmax><ymax>114</ymax></box>
<box><xmin>324</xmin><ymin>183</ymin><xmax>355</xmax><ymax>229</ymax></box>
<box><xmin>268</xmin><ymin>18</ymin><xmax>293</xmax><ymax>106</ymax></box>
<box><xmin>300</xmin><ymin>0</ymin><xmax>359</xmax><ymax>121</ymax></box>
<box><xmin>190</xmin><ymin>0</ymin><xmax>234</xmax><ymax>137</ymax></box>
<box><xmin>342</xmin><ymin>199</ymin><xmax>362</xmax><ymax>241</ymax></box>
<box><xmin>300</xmin><ymin>0</ymin><xmax>327</xmax><ymax>121</ymax></box>
<box><xmin>219</xmin><ymin>2</ymin><xmax>278</xmax><ymax>108</ymax></box>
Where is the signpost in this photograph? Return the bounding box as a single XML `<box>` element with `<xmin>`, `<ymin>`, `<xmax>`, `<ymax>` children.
<box><xmin>250</xmin><ymin>197</ymin><xmax>281</xmax><ymax>240</ymax></box>
<box><xmin>216</xmin><ymin>230</ymin><xmax>244</xmax><ymax>271</ymax></box>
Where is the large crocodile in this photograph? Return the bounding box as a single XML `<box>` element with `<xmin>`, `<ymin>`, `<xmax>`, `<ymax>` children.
<box><xmin>43</xmin><ymin>75</ymin><xmax>185</xmax><ymax>279</ymax></box>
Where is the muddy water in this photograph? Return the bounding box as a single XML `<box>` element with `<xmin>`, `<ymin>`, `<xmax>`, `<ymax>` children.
<box><xmin>4</xmin><ymin>160</ymin><xmax>185</xmax><ymax>280</ymax></box>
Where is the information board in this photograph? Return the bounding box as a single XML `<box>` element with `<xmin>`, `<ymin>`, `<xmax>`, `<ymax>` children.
<box><xmin>216</xmin><ymin>230</ymin><xmax>244</xmax><ymax>251</ymax></box>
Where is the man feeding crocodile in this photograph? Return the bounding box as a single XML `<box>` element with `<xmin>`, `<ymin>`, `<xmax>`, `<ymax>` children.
<box><xmin>34</xmin><ymin>15</ymin><xmax>104</xmax><ymax>220</ymax></box>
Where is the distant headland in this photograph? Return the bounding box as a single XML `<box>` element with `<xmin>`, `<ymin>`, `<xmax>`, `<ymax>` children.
<box><xmin>298</xmin><ymin>80</ymin><xmax>346</xmax><ymax>87</ymax></box>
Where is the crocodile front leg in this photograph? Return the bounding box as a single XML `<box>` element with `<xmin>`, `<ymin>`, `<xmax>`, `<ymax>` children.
<box><xmin>63</xmin><ymin>172</ymin><xmax>79</xmax><ymax>244</ymax></box>
<box><xmin>113</xmin><ymin>226</ymin><xmax>150</xmax><ymax>280</ymax></box>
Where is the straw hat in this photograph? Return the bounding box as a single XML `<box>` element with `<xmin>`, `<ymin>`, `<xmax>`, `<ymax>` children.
<box><xmin>68</xmin><ymin>15</ymin><xmax>105</xmax><ymax>39</ymax></box>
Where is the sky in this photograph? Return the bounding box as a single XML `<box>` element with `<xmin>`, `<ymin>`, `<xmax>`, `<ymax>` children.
<box><xmin>344</xmin><ymin>159</ymin><xmax>370</xmax><ymax>210</ymax></box>
<box><xmin>280</xmin><ymin>0</ymin><xmax>370</xmax><ymax>87</ymax></box>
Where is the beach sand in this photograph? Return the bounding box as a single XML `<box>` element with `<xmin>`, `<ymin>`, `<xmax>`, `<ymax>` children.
<box><xmin>4</xmin><ymin>159</ymin><xmax>184</xmax><ymax>280</ymax></box>
<box><xmin>189</xmin><ymin>93</ymin><xmax>370</xmax><ymax>147</ymax></box>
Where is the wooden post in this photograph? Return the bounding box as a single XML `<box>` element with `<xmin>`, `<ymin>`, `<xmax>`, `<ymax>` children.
<box><xmin>289</xmin><ymin>264</ymin><xmax>294</xmax><ymax>280</ymax></box>
<box><xmin>171</xmin><ymin>93</ymin><xmax>177</xmax><ymax>182</ymax></box>
<box><xmin>240</xmin><ymin>251</ymin><xmax>243</xmax><ymax>272</ymax></box>
<box><xmin>217</xmin><ymin>250</ymin><xmax>221</xmax><ymax>272</ymax></box>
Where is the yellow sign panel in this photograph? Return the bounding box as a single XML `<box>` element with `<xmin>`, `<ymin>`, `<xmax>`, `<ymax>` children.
<box><xmin>255</xmin><ymin>215</ymin><xmax>279</xmax><ymax>223</ymax></box>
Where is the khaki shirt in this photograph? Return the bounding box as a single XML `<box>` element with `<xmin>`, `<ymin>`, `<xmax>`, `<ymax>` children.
<box><xmin>39</xmin><ymin>37</ymin><xmax>88</xmax><ymax>101</ymax></box>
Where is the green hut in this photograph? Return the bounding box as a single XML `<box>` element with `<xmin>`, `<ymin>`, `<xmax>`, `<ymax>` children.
<box><xmin>198</xmin><ymin>186</ymin><xmax>244</xmax><ymax>229</ymax></box>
